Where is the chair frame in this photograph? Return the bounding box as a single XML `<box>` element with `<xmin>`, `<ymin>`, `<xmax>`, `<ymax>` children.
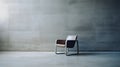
<box><xmin>55</xmin><ymin>35</ymin><xmax>79</xmax><ymax>56</ymax></box>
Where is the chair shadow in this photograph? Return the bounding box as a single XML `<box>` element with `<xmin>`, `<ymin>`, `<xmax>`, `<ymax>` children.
<box><xmin>68</xmin><ymin>52</ymin><xmax>102</xmax><ymax>56</ymax></box>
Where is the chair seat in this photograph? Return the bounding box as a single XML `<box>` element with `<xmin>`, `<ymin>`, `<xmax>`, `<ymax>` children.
<box><xmin>56</xmin><ymin>44</ymin><xmax>65</xmax><ymax>47</ymax></box>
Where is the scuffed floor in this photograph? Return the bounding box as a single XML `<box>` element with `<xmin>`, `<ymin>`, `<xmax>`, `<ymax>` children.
<box><xmin>0</xmin><ymin>52</ymin><xmax>120</xmax><ymax>67</ymax></box>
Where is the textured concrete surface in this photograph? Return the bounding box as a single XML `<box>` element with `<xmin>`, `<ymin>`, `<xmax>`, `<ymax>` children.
<box><xmin>0</xmin><ymin>0</ymin><xmax>120</xmax><ymax>51</ymax></box>
<box><xmin>0</xmin><ymin>52</ymin><xmax>120</xmax><ymax>67</ymax></box>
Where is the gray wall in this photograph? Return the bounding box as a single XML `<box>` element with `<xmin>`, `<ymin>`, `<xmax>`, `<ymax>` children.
<box><xmin>0</xmin><ymin>0</ymin><xmax>120</xmax><ymax>51</ymax></box>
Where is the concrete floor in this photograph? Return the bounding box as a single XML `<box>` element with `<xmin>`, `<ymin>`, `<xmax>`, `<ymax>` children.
<box><xmin>0</xmin><ymin>52</ymin><xmax>120</xmax><ymax>67</ymax></box>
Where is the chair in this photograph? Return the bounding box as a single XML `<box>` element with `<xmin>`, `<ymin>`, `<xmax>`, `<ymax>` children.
<box><xmin>55</xmin><ymin>35</ymin><xmax>79</xmax><ymax>56</ymax></box>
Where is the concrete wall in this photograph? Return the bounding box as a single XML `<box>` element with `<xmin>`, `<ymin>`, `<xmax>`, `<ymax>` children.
<box><xmin>0</xmin><ymin>0</ymin><xmax>120</xmax><ymax>51</ymax></box>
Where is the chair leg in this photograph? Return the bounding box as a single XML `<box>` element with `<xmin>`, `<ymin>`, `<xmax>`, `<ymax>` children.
<box><xmin>77</xmin><ymin>40</ymin><xmax>79</xmax><ymax>54</ymax></box>
<box><xmin>65</xmin><ymin>48</ymin><xmax>69</xmax><ymax>56</ymax></box>
<box><xmin>55</xmin><ymin>45</ymin><xmax>66</xmax><ymax>54</ymax></box>
<box><xmin>55</xmin><ymin>45</ymin><xmax>57</xmax><ymax>54</ymax></box>
<box><xmin>55</xmin><ymin>46</ymin><xmax>57</xmax><ymax>54</ymax></box>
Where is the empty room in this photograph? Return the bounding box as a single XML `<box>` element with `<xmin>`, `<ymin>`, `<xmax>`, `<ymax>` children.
<box><xmin>0</xmin><ymin>0</ymin><xmax>120</xmax><ymax>67</ymax></box>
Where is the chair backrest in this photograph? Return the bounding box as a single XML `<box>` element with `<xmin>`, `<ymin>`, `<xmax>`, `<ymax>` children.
<box><xmin>66</xmin><ymin>35</ymin><xmax>77</xmax><ymax>40</ymax></box>
<box><xmin>66</xmin><ymin>35</ymin><xmax>77</xmax><ymax>48</ymax></box>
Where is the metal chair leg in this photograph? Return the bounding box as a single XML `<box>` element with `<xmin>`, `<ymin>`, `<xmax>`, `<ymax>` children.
<box><xmin>55</xmin><ymin>45</ymin><xmax>65</xmax><ymax>54</ymax></box>
<box><xmin>65</xmin><ymin>48</ymin><xmax>69</xmax><ymax>56</ymax></box>
<box><xmin>77</xmin><ymin>40</ymin><xmax>79</xmax><ymax>54</ymax></box>
<box><xmin>55</xmin><ymin>45</ymin><xmax>57</xmax><ymax>54</ymax></box>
